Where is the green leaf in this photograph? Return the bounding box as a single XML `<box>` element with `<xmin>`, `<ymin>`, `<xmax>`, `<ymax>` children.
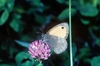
<box><xmin>15</xmin><ymin>40</ymin><xmax>30</xmax><ymax>48</ymax></box>
<box><xmin>79</xmin><ymin>3</ymin><xmax>98</xmax><ymax>17</ymax></box>
<box><xmin>0</xmin><ymin>0</ymin><xmax>6</xmax><ymax>8</ymax></box>
<box><xmin>96</xmin><ymin>37</ymin><xmax>100</xmax><ymax>46</ymax></box>
<box><xmin>84</xmin><ymin>58</ymin><xmax>91</xmax><ymax>64</ymax></box>
<box><xmin>26</xmin><ymin>0</ymin><xmax>42</xmax><ymax>7</ymax></box>
<box><xmin>9</xmin><ymin>19</ymin><xmax>20</xmax><ymax>32</ymax></box>
<box><xmin>13</xmin><ymin>7</ymin><xmax>26</xmax><ymax>14</ymax></box>
<box><xmin>34</xmin><ymin>0</ymin><xmax>41</xmax><ymax>6</ymax></box>
<box><xmin>0</xmin><ymin>9</ymin><xmax>9</xmax><ymax>25</ymax></box>
<box><xmin>9</xmin><ymin>13</ymin><xmax>23</xmax><ymax>32</ymax></box>
<box><xmin>15</xmin><ymin>51</ymin><xmax>35</xmax><ymax>66</ymax></box>
<box><xmin>72</xmin><ymin>43</ymin><xmax>77</xmax><ymax>57</ymax></box>
<box><xmin>91</xmin><ymin>56</ymin><xmax>100</xmax><ymax>66</ymax></box>
<box><xmin>9</xmin><ymin>45</ymin><xmax>17</xmax><ymax>58</ymax></box>
<box><xmin>92</xmin><ymin>26</ymin><xmax>99</xmax><ymax>31</ymax></box>
<box><xmin>76</xmin><ymin>46</ymin><xmax>90</xmax><ymax>60</ymax></box>
<box><xmin>21</xmin><ymin>61</ymin><xmax>34</xmax><ymax>66</ymax></box>
<box><xmin>58</xmin><ymin>8</ymin><xmax>76</xmax><ymax>20</ymax></box>
<box><xmin>6</xmin><ymin>0</ymin><xmax>15</xmax><ymax>12</ymax></box>
<box><xmin>56</xmin><ymin>0</ymin><xmax>66</xmax><ymax>4</ymax></box>
<box><xmin>9</xmin><ymin>14</ymin><xmax>23</xmax><ymax>32</ymax></box>
<box><xmin>37</xmin><ymin>62</ymin><xmax>43</xmax><ymax>66</ymax></box>
<box><xmin>81</xmin><ymin>18</ymin><xmax>90</xmax><ymax>25</ymax></box>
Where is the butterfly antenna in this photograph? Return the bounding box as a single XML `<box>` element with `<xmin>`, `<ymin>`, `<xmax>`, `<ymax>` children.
<box><xmin>36</xmin><ymin>28</ymin><xmax>44</xmax><ymax>35</ymax></box>
<box><xmin>36</xmin><ymin>32</ymin><xmax>42</xmax><ymax>35</ymax></box>
<box><xmin>39</xmin><ymin>28</ymin><xmax>44</xmax><ymax>34</ymax></box>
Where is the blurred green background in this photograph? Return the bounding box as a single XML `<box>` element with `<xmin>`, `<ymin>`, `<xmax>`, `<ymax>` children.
<box><xmin>0</xmin><ymin>0</ymin><xmax>100</xmax><ymax>66</ymax></box>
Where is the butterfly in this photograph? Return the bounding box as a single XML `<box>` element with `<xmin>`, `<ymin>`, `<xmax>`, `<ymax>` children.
<box><xmin>42</xmin><ymin>22</ymin><xmax>69</xmax><ymax>54</ymax></box>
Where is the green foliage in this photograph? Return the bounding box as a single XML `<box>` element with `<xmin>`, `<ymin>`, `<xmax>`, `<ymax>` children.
<box><xmin>6</xmin><ymin>0</ymin><xmax>15</xmax><ymax>12</ymax></box>
<box><xmin>26</xmin><ymin>0</ymin><xmax>41</xmax><ymax>7</ymax></box>
<box><xmin>10</xmin><ymin>19</ymin><xmax>22</xmax><ymax>32</ymax></box>
<box><xmin>15</xmin><ymin>51</ymin><xmax>35</xmax><ymax>66</ymax></box>
<box><xmin>58</xmin><ymin>8</ymin><xmax>76</xmax><ymax>20</ymax></box>
<box><xmin>0</xmin><ymin>9</ymin><xmax>9</xmax><ymax>25</ymax></box>
<box><xmin>96</xmin><ymin>37</ymin><xmax>100</xmax><ymax>46</ymax></box>
<box><xmin>72</xmin><ymin>43</ymin><xmax>77</xmax><ymax>57</ymax></box>
<box><xmin>79</xmin><ymin>3</ymin><xmax>98</xmax><ymax>17</ymax></box>
<box><xmin>80</xmin><ymin>18</ymin><xmax>90</xmax><ymax>25</ymax></box>
<box><xmin>0</xmin><ymin>0</ymin><xmax>6</xmax><ymax>8</ymax></box>
<box><xmin>9</xmin><ymin>13</ymin><xmax>23</xmax><ymax>32</ymax></box>
<box><xmin>15</xmin><ymin>40</ymin><xmax>30</xmax><ymax>48</ymax></box>
<box><xmin>56</xmin><ymin>0</ymin><xmax>67</xmax><ymax>4</ymax></box>
<box><xmin>37</xmin><ymin>62</ymin><xmax>43</xmax><ymax>66</ymax></box>
<box><xmin>91</xmin><ymin>56</ymin><xmax>100</xmax><ymax>66</ymax></box>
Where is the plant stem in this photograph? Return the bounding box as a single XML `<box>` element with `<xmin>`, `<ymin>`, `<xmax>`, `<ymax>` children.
<box><xmin>69</xmin><ymin>0</ymin><xmax>73</xmax><ymax>66</ymax></box>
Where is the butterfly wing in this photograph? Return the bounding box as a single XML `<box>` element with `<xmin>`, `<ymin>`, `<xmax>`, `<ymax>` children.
<box><xmin>43</xmin><ymin>22</ymin><xmax>69</xmax><ymax>54</ymax></box>
<box><xmin>43</xmin><ymin>34</ymin><xmax>67</xmax><ymax>54</ymax></box>
<box><xmin>47</xmin><ymin>22</ymin><xmax>69</xmax><ymax>39</ymax></box>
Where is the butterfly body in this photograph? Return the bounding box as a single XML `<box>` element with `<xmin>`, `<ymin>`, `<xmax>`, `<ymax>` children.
<box><xmin>42</xmin><ymin>22</ymin><xmax>69</xmax><ymax>54</ymax></box>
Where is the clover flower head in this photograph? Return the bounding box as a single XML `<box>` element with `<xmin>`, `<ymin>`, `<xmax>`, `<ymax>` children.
<box><xmin>28</xmin><ymin>40</ymin><xmax>51</xmax><ymax>60</ymax></box>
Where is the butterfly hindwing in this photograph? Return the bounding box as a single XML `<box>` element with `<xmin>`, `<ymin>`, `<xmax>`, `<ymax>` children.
<box><xmin>43</xmin><ymin>34</ymin><xmax>67</xmax><ymax>54</ymax></box>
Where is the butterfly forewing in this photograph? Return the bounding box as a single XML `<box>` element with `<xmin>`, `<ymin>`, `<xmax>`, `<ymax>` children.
<box><xmin>47</xmin><ymin>22</ymin><xmax>69</xmax><ymax>39</ymax></box>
